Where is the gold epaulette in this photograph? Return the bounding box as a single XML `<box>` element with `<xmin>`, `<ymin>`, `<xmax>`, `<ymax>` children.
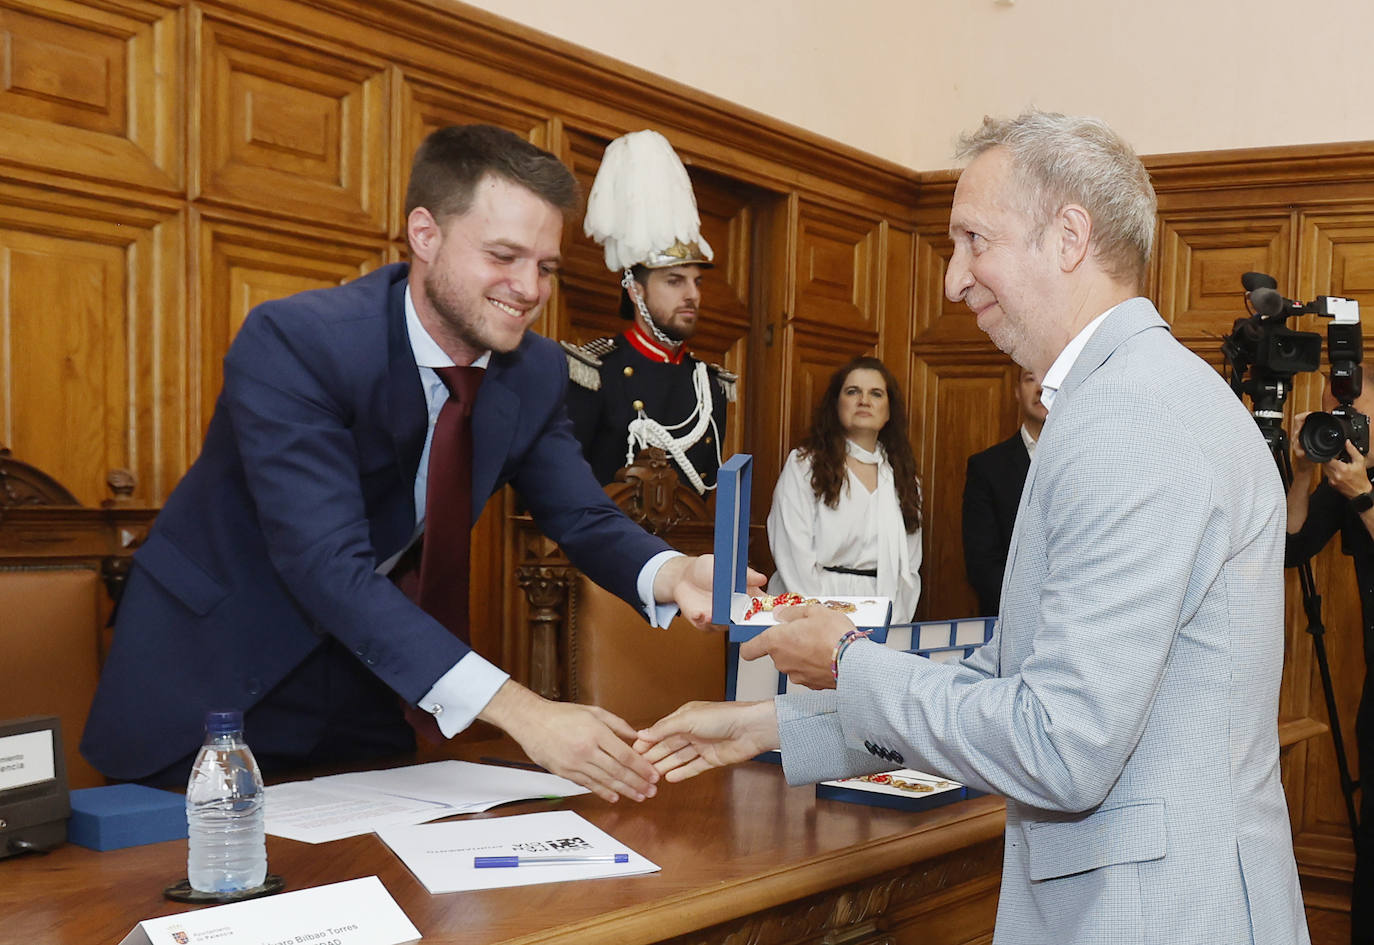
<box><xmin>561</xmin><ymin>337</ymin><xmax>616</xmax><ymax>391</ymax></box>
<box><xmin>707</xmin><ymin>362</ymin><xmax>738</xmax><ymax>403</ymax></box>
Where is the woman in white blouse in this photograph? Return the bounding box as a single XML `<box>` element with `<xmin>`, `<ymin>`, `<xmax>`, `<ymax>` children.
<box><xmin>766</xmin><ymin>356</ymin><xmax>923</xmax><ymax>622</ymax></box>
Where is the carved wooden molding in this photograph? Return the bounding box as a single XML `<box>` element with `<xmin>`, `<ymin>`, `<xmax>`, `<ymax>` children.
<box><xmin>203</xmin><ymin>0</ymin><xmax>920</xmax><ymax>215</ymax></box>
<box><xmin>605</xmin><ymin>448</ymin><xmax>710</xmax><ymax>537</ymax></box>
<box><xmin>0</xmin><ymin>446</ymin><xmax>80</xmax><ymax>508</ymax></box>
<box><xmin>661</xmin><ymin>838</ymin><xmax>1001</xmax><ymax>945</ymax></box>
<box><xmin>1145</xmin><ymin>140</ymin><xmax>1374</xmax><ymax>194</ymax></box>
<box><xmin>0</xmin><ymin>447</ymin><xmax>155</xmax><ymax>604</ymax></box>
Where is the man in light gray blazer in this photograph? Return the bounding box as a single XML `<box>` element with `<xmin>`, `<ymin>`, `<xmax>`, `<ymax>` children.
<box><xmin>636</xmin><ymin>110</ymin><xmax>1309</xmax><ymax>945</ymax></box>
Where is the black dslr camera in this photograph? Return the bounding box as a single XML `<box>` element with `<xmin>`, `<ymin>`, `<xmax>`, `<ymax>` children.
<box><xmin>1221</xmin><ymin>272</ymin><xmax>1365</xmax><ymax>460</ymax></box>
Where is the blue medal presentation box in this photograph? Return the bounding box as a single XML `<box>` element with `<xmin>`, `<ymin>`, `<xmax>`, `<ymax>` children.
<box><xmin>817</xmin><ymin>769</ymin><xmax>980</xmax><ymax>813</ymax></box>
<box><xmin>68</xmin><ymin>783</ymin><xmax>188</xmax><ymax>851</ymax></box>
<box><xmin>712</xmin><ymin>454</ymin><xmax>892</xmax><ymax>644</ymax></box>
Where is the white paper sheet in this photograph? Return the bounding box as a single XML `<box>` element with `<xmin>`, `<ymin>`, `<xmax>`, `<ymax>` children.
<box><xmin>376</xmin><ymin>809</ymin><xmax>659</xmax><ymax>893</ymax></box>
<box><xmin>119</xmin><ymin>876</ymin><xmax>419</xmax><ymax>945</ymax></box>
<box><xmin>265</xmin><ymin>761</ymin><xmax>589</xmax><ymax>844</ymax></box>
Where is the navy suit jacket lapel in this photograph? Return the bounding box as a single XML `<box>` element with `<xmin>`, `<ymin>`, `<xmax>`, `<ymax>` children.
<box><xmin>385</xmin><ymin>276</ymin><xmax>427</xmax><ymax>514</ymax></box>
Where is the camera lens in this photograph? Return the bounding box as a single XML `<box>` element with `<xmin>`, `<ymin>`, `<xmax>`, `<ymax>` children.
<box><xmin>1299</xmin><ymin>412</ymin><xmax>1349</xmax><ymax>463</ymax></box>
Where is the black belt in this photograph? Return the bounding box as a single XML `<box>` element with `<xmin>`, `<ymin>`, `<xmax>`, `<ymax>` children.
<box><xmin>823</xmin><ymin>565</ymin><xmax>877</xmax><ymax>578</ymax></box>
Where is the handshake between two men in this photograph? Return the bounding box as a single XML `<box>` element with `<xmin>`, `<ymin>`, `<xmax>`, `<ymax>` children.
<box><xmin>524</xmin><ymin>567</ymin><xmax>862</xmax><ymax>806</ymax></box>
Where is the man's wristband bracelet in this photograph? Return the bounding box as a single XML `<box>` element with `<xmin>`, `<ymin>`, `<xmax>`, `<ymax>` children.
<box><xmin>830</xmin><ymin>628</ymin><xmax>873</xmax><ymax>681</ymax></box>
<box><xmin>1352</xmin><ymin>491</ymin><xmax>1374</xmax><ymax>514</ymax></box>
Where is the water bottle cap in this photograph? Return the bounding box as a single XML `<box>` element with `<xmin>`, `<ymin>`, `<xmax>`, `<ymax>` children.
<box><xmin>204</xmin><ymin>710</ymin><xmax>244</xmax><ymax>735</ymax></box>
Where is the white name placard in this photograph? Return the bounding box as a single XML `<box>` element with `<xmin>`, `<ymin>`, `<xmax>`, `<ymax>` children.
<box><xmin>119</xmin><ymin>876</ymin><xmax>420</xmax><ymax>945</ymax></box>
<box><xmin>0</xmin><ymin>729</ymin><xmax>55</xmax><ymax>791</ymax></box>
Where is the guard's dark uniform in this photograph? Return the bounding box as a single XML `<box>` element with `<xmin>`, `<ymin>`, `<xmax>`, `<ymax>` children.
<box><xmin>565</xmin><ymin>329</ymin><xmax>732</xmax><ymax>492</ymax></box>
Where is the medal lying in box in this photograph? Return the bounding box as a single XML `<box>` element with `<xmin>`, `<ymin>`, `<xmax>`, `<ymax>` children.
<box><xmin>733</xmin><ymin>591</ymin><xmax>892</xmax><ymax>632</ymax></box>
<box><xmin>712</xmin><ymin>455</ymin><xmax>893</xmax><ymax>706</ymax></box>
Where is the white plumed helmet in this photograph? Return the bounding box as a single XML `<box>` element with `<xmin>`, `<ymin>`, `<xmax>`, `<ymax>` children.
<box><xmin>584</xmin><ymin>130</ymin><xmax>713</xmax><ymax>272</ymax></box>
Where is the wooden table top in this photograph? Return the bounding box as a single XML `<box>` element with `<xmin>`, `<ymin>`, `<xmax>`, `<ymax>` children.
<box><xmin>0</xmin><ymin>745</ymin><xmax>1006</xmax><ymax>945</ymax></box>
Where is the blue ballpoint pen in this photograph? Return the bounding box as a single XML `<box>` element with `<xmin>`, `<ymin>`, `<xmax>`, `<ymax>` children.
<box><xmin>474</xmin><ymin>853</ymin><xmax>630</xmax><ymax>868</ymax></box>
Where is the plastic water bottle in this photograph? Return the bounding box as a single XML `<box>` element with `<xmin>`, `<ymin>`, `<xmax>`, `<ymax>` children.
<box><xmin>186</xmin><ymin>710</ymin><xmax>267</xmax><ymax>893</ymax></box>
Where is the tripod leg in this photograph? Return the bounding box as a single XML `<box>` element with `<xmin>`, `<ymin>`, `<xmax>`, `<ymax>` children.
<box><xmin>1279</xmin><ymin>438</ymin><xmax>1361</xmax><ymax>839</ymax></box>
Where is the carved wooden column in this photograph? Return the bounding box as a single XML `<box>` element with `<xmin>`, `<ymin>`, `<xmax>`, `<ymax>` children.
<box><xmin>514</xmin><ymin>564</ymin><xmax>575</xmax><ymax>700</ymax></box>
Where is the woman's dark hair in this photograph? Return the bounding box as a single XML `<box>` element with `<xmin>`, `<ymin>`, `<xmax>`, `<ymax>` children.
<box><xmin>799</xmin><ymin>356</ymin><xmax>922</xmax><ymax>531</ymax></box>
<box><xmin>404</xmin><ymin>124</ymin><xmax>579</xmax><ymax>226</ymax></box>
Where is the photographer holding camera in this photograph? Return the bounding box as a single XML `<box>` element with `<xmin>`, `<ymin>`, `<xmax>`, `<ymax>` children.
<box><xmin>1286</xmin><ymin>368</ymin><xmax>1374</xmax><ymax>945</ymax></box>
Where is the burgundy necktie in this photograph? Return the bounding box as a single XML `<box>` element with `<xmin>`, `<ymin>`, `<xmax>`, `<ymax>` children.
<box><xmin>417</xmin><ymin>365</ymin><xmax>484</xmax><ymax>640</ymax></box>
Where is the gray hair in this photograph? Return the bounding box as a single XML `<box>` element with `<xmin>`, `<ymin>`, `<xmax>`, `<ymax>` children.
<box><xmin>955</xmin><ymin>110</ymin><xmax>1157</xmax><ymax>288</ymax></box>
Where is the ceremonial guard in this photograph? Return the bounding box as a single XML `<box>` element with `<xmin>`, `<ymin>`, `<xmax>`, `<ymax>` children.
<box><xmin>565</xmin><ymin>130</ymin><xmax>735</xmax><ymax>494</ymax></box>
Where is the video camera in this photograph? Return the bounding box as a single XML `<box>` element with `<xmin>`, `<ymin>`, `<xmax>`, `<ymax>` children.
<box><xmin>1221</xmin><ymin>272</ymin><xmax>1365</xmax><ymax>461</ymax></box>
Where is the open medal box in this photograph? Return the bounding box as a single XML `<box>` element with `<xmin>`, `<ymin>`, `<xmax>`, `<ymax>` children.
<box><xmin>814</xmin><ymin>617</ymin><xmax>995</xmax><ymax>810</ymax></box>
<box><xmin>712</xmin><ymin>455</ymin><xmax>995</xmax><ymax>806</ymax></box>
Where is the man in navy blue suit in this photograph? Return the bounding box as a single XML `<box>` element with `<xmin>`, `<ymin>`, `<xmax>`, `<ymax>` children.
<box><xmin>82</xmin><ymin>125</ymin><xmax>748</xmax><ymax>803</ymax></box>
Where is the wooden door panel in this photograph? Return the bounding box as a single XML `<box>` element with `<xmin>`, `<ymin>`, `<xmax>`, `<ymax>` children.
<box><xmin>794</xmin><ymin>202</ymin><xmax>879</xmax><ymax>334</ymax></box>
<box><xmin>1287</xmin><ymin>209</ymin><xmax>1374</xmax><ymax>866</ymax></box>
<box><xmin>912</xmin><ymin>358</ymin><xmax>1019</xmax><ymax>622</ymax></box>
<box><xmin>0</xmin><ymin>184</ymin><xmax>182</xmax><ymax>504</ymax></box>
<box><xmin>911</xmin><ymin>227</ymin><xmax>989</xmax><ymax>346</ymax></box>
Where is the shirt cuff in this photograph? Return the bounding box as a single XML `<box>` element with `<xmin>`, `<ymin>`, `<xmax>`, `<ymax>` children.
<box><xmin>418</xmin><ymin>653</ymin><xmax>510</xmax><ymax>739</ymax></box>
<box><xmin>638</xmin><ymin>549</ymin><xmax>684</xmax><ymax>627</ymax></box>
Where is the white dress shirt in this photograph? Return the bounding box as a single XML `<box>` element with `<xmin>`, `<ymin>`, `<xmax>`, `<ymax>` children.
<box><xmin>386</xmin><ymin>287</ymin><xmax>677</xmax><ymax>737</ymax></box>
<box><xmin>1039</xmin><ymin>304</ymin><xmax>1118</xmax><ymax>412</ymax></box>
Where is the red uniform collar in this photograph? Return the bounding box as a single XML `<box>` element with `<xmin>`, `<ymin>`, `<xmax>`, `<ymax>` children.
<box><xmin>624</xmin><ymin>325</ymin><xmax>686</xmax><ymax>365</ymax></box>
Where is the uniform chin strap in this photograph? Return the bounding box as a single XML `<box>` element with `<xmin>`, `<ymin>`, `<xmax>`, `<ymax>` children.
<box><xmin>625</xmin><ymin>360</ymin><xmax>721</xmax><ymax>495</ymax></box>
<box><xmin>622</xmin><ymin>269</ymin><xmax>681</xmax><ymax>349</ymax></box>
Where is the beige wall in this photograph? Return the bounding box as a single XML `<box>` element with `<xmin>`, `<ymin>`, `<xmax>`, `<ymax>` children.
<box><xmin>469</xmin><ymin>0</ymin><xmax>1374</xmax><ymax>169</ymax></box>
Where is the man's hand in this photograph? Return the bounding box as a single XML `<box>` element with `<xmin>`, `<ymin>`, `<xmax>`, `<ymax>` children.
<box><xmin>654</xmin><ymin>554</ymin><xmax>767</xmax><ymax>629</ymax></box>
<box><xmin>634</xmin><ymin>700</ymin><xmax>779</xmax><ymax>783</ymax></box>
<box><xmin>478</xmin><ymin>681</ymin><xmax>659</xmax><ymax>803</ymax></box>
<box><xmin>1322</xmin><ymin>440</ymin><xmax>1374</xmax><ymax>499</ymax></box>
<box><xmin>740</xmin><ymin>604</ymin><xmax>856</xmax><ymax>690</ymax></box>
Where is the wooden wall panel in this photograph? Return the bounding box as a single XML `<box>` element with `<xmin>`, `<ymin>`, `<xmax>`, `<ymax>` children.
<box><xmin>6</xmin><ymin>8</ymin><xmax>1369</xmax><ymax>933</ymax></box>
<box><xmin>0</xmin><ymin>0</ymin><xmax>182</xmax><ymax>192</ymax></box>
<box><xmin>192</xmin><ymin>213</ymin><xmax>386</xmax><ymax>431</ymax></box>
<box><xmin>1299</xmin><ymin>211</ymin><xmax>1374</xmax><ymax>306</ymax></box>
<box><xmin>793</xmin><ymin>202</ymin><xmax>879</xmax><ymax>333</ymax></box>
<box><xmin>195</xmin><ymin>10</ymin><xmax>388</xmax><ymax>231</ymax></box>
<box><xmin>391</xmin><ymin>75</ymin><xmax>552</xmax><ymax>240</ymax></box>
<box><xmin>1155</xmin><ymin>212</ymin><xmax>1294</xmax><ymax>340</ymax></box>
<box><xmin>880</xmin><ymin>225</ymin><xmax>916</xmax><ymax>381</ymax></box>
<box><xmin>0</xmin><ymin>182</ymin><xmax>182</xmax><ymax>505</ymax></box>
<box><xmin>912</xmin><ymin>226</ymin><xmax>985</xmax><ymax>347</ymax></box>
